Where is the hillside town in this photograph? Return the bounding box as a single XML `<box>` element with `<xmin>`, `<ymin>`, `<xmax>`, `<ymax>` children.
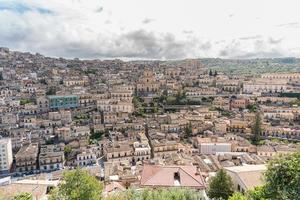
<box><xmin>0</xmin><ymin>47</ymin><xmax>299</xmax><ymax>199</ymax></box>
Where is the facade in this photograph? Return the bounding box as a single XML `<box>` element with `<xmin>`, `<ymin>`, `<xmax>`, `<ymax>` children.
<box><xmin>37</xmin><ymin>96</ymin><xmax>49</xmax><ymax>113</ymax></box>
<box><xmin>153</xmin><ymin>140</ymin><xmax>178</xmax><ymax>158</ymax></box>
<box><xmin>56</xmin><ymin>127</ymin><xmax>71</xmax><ymax>142</ymax></box>
<box><xmin>106</xmin><ymin>142</ymin><xmax>134</xmax><ymax>162</ymax></box>
<box><xmin>47</xmin><ymin>95</ymin><xmax>78</xmax><ymax>109</ymax></box>
<box><xmin>39</xmin><ymin>143</ymin><xmax>65</xmax><ymax>172</ymax></box>
<box><xmin>185</xmin><ymin>86</ymin><xmax>218</xmax><ymax>97</ymax></box>
<box><xmin>97</xmin><ymin>99</ymin><xmax>133</xmax><ymax>113</ymax></box>
<box><xmin>15</xmin><ymin>143</ymin><xmax>39</xmax><ymax>173</ymax></box>
<box><xmin>230</xmin><ymin>99</ymin><xmax>250</xmax><ymax>110</ymax></box>
<box><xmin>243</xmin><ymin>83</ymin><xmax>289</xmax><ymax>94</ymax></box>
<box><xmin>136</xmin><ymin>70</ymin><xmax>159</xmax><ymax>94</ymax></box>
<box><xmin>225</xmin><ymin>165</ymin><xmax>266</xmax><ymax>194</ymax></box>
<box><xmin>133</xmin><ymin>141</ymin><xmax>151</xmax><ymax>162</ymax></box>
<box><xmin>0</xmin><ymin>138</ymin><xmax>13</xmax><ymax>174</ymax></box>
<box><xmin>76</xmin><ymin>149</ymin><xmax>97</xmax><ymax>166</ymax></box>
<box><xmin>261</xmin><ymin>73</ymin><xmax>300</xmax><ymax>80</ymax></box>
<box><xmin>260</xmin><ymin>125</ymin><xmax>300</xmax><ymax>141</ymax></box>
<box><xmin>193</xmin><ymin>137</ymin><xmax>232</xmax><ymax>155</ymax></box>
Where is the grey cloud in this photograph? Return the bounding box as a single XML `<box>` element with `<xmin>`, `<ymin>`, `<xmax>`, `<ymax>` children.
<box><xmin>239</xmin><ymin>35</ymin><xmax>262</xmax><ymax>40</ymax></box>
<box><xmin>276</xmin><ymin>22</ymin><xmax>299</xmax><ymax>28</ymax></box>
<box><xmin>114</xmin><ymin>30</ymin><xmax>188</xmax><ymax>59</ymax></box>
<box><xmin>142</xmin><ymin>18</ymin><xmax>154</xmax><ymax>24</ymax></box>
<box><xmin>199</xmin><ymin>41</ymin><xmax>211</xmax><ymax>50</ymax></box>
<box><xmin>233</xmin><ymin>50</ymin><xmax>283</xmax><ymax>59</ymax></box>
<box><xmin>0</xmin><ymin>9</ymin><xmax>291</xmax><ymax>60</ymax></box>
<box><xmin>219</xmin><ymin>50</ymin><xmax>228</xmax><ymax>57</ymax></box>
<box><xmin>95</xmin><ymin>7</ymin><xmax>103</xmax><ymax>13</ymax></box>
<box><xmin>269</xmin><ymin>37</ymin><xmax>283</xmax><ymax>44</ymax></box>
<box><xmin>182</xmin><ymin>30</ymin><xmax>194</xmax><ymax>34</ymax></box>
<box><xmin>215</xmin><ymin>40</ymin><xmax>225</xmax><ymax>44</ymax></box>
<box><xmin>218</xmin><ymin>40</ymin><xmax>242</xmax><ymax>57</ymax></box>
<box><xmin>104</xmin><ymin>20</ymin><xmax>111</xmax><ymax>24</ymax></box>
<box><xmin>5</xmin><ymin>27</ymin><xmax>195</xmax><ymax>59</ymax></box>
<box><xmin>218</xmin><ymin>38</ymin><xmax>284</xmax><ymax>59</ymax></box>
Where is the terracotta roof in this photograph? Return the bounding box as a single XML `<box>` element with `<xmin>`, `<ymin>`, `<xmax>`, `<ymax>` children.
<box><xmin>140</xmin><ymin>165</ymin><xmax>206</xmax><ymax>189</ymax></box>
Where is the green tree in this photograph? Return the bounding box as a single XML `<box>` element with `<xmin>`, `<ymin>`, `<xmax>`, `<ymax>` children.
<box><xmin>246</xmin><ymin>104</ymin><xmax>257</xmax><ymax>113</ymax></box>
<box><xmin>46</xmin><ymin>87</ymin><xmax>56</xmax><ymax>95</ymax></box>
<box><xmin>49</xmin><ymin>168</ymin><xmax>103</xmax><ymax>200</ymax></box>
<box><xmin>229</xmin><ymin>192</ymin><xmax>248</xmax><ymax>200</ymax></box>
<box><xmin>209</xmin><ymin>69</ymin><xmax>213</xmax><ymax>76</ymax></box>
<box><xmin>104</xmin><ymin>188</ymin><xmax>201</xmax><ymax>200</ymax></box>
<box><xmin>214</xmin><ymin>70</ymin><xmax>218</xmax><ymax>77</ymax></box>
<box><xmin>246</xmin><ymin>186</ymin><xmax>267</xmax><ymax>200</ymax></box>
<box><xmin>184</xmin><ymin>122</ymin><xmax>193</xmax><ymax>138</ymax></box>
<box><xmin>64</xmin><ymin>146</ymin><xmax>72</xmax><ymax>158</ymax></box>
<box><xmin>90</xmin><ymin>131</ymin><xmax>105</xmax><ymax>141</ymax></box>
<box><xmin>263</xmin><ymin>153</ymin><xmax>300</xmax><ymax>200</ymax></box>
<box><xmin>251</xmin><ymin>112</ymin><xmax>262</xmax><ymax>145</ymax></box>
<box><xmin>13</xmin><ymin>193</ymin><xmax>32</xmax><ymax>200</ymax></box>
<box><xmin>208</xmin><ymin>169</ymin><xmax>234</xmax><ymax>200</ymax></box>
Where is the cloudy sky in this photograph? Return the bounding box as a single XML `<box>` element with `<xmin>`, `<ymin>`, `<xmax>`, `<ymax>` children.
<box><xmin>0</xmin><ymin>0</ymin><xmax>300</xmax><ymax>60</ymax></box>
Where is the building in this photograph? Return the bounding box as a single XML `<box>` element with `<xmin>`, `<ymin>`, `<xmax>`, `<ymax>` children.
<box><xmin>152</xmin><ymin>140</ymin><xmax>178</xmax><ymax>158</ymax></box>
<box><xmin>96</xmin><ymin>99</ymin><xmax>133</xmax><ymax>113</ymax></box>
<box><xmin>136</xmin><ymin>70</ymin><xmax>159</xmax><ymax>94</ymax></box>
<box><xmin>106</xmin><ymin>142</ymin><xmax>134</xmax><ymax>162</ymax></box>
<box><xmin>47</xmin><ymin>95</ymin><xmax>78</xmax><ymax>109</ymax></box>
<box><xmin>243</xmin><ymin>83</ymin><xmax>289</xmax><ymax>94</ymax></box>
<box><xmin>56</xmin><ymin>127</ymin><xmax>71</xmax><ymax>142</ymax></box>
<box><xmin>193</xmin><ymin>137</ymin><xmax>232</xmax><ymax>155</ymax></box>
<box><xmin>39</xmin><ymin>143</ymin><xmax>65</xmax><ymax>172</ymax></box>
<box><xmin>261</xmin><ymin>73</ymin><xmax>300</xmax><ymax>80</ymax></box>
<box><xmin>133</xmin><ymin>141</ymin><xmax>151</xmax><ymax>162</ymax></box>
<box><xmin>76</xmin><ymin>149</ymin><xmax>97</xmax><ymax>167</ymax></box>
<box><xmin>0</xmin><ymin>138</ymin><xmax>13</xmax><ymax>174</ymax></box>
<box><xmin>185</xmin><ymin>86</ymin><xmax>218</xmax><ymax>97</ymax></box>
<box><xmin>15</xmin><ymin>143</ymin><xmax>39</xmax><ymax>173</ymax></box>
<box><xmin>230</xmin><ymin>98</ymin><xmax>250</xmax><ymax>110</ymax></box>
<box><xmin>36</xmin><ymin>96</ymin><xmax>49</xmax><ymax>113</ymax></box>
<box><xmin>224</xmin><ymin>165</ymin><xmax>266</xmax><ymax>194</ymax></box>
<box><xmin>140</xmin><ymin>165</ymin><xmax>206</xmax><ymax>191</ymax></box>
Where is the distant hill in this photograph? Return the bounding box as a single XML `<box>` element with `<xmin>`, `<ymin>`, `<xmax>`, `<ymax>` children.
<box><xmin>1</xmin><ymin>47</ymin><xmax>300</xmax><ymax>75</ymax></box>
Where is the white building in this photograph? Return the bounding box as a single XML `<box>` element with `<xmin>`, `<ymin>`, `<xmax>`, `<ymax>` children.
<box><xmin>193</xmin><ymin>137</ymin><xmax>232</xmax><ymax>155</ymax></box>
<box><xmin>224</xmin><ymin>165</ymin><xmax>266</xmax><ymax>194</ymax></box>
<box><xmin>97</xmin><ymin>99</ymin><xmax>133</xmax><ymax>113</ymax></box>
<box><xmin>76</xmin><ymin>149</ymin><xmax>97</xmax><ymax>166</ymax></box>
<box><xmin>133</xmin><ymin>141</ymin><xmax>151</xmax><ymax>162</ymax></box>
<box><xmin>0</xmin><ymin>138</ymin><xmax>13</xmax><ymax>174</ymax></box>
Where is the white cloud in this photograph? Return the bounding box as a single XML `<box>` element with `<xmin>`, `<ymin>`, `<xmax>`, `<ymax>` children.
<box><xmin>0</xmin><ymin>0</ymin><xmax>300</xmax><ymax>59</ymax></box>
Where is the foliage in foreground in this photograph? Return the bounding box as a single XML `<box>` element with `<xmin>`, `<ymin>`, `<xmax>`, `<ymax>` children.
<box><xmin>228</xmin><ymin>192</ymin><xmax>248</xmax><ymax>200</ymax></box>
<box><xmin>13</xmin><ymin>193</ymin><xmax>32</xmax><ymax>200</ymax></box>
<box><xmin>264</xmin><ymin>152</ymin><xmax>300</xmax><ymax>200</ymax></box>
<box><xmin>228</xmin><ymin>153</ymin><xmax>300</xmax><ymax>200</ymax></box>
<box><xmin>207</xmin><ymin>169</ymin><xmax>234</xmax><ymax>200</ymax></box>
<box><xmin>49</xmin><ymin>153</ymin><xmax>300</xmax><ymax>200</ymax></box>
<box><xmin>103</xmin><ymin>188</ymin><xmax>202</xmax><ymax>200</ymax></box>
<box><xmin>49</xmin><ymin>168</ymin><xmax>103</xmax><ymax>200</ymax></box>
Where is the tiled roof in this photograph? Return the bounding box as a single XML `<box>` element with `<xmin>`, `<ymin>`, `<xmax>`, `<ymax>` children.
<box><xmin>140</xmin><ymin>165</ymin><xmax>206</xmax><ymax>189</ymax></box>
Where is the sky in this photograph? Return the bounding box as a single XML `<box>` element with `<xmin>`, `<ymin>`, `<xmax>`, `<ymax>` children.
<box><xmin>0</xmin><ymin>0</ymin><xmax>300</xmax><ymax>60</ymax></box>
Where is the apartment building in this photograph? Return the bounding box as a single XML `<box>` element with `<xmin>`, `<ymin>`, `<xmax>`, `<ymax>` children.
<box><xmin>0</xmin><ymin>138</ymin><xmax>13</xmax><ymax>174</ymax></box>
